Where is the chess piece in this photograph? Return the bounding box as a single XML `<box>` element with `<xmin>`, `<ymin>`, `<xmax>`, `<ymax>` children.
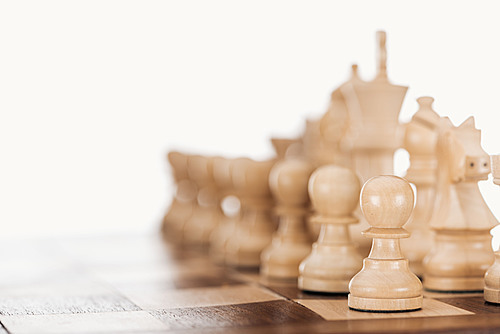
<box><xmin>400</xmin><ymin>97</ymin><xmax>440</xmax><ymax>276</ymax></box>
<box><xmin>341</xmin><ymin>31</ymin><xmax>408</xmax><ymax>255</ymax></box>
<box><xmin>209</xmin><ymin>157</ymin><xmax>241</xmax><ymax>264</ymax></box>
<box><xmin>183</xmin><ymin>155</ymin><xmax>221</xmax><ymax>247</ymax></box>
<box><xmin>485</xmin><ymin>155</ymin><xmax>500</xmax><ymax>303</ymax></box>
<box><xmin>162</xmin><ymin>151</ymin><xmax>198</xmax><ymax>242</ymax></box>
<box><xmin>298</xmin><ymin>165</ymin><xmax>363</xmax><ymax>293</ymax></box>
<box><xmin>271</xmin><ymin>138</ymin><xmax>300</xmax><ymax>160</ymax></box>
<box><xmin>226</xmin><ymin>158</ymin><xmax>276</xmax><ymax>268</ymax></box>
<box><xmin>300</xmin><ymin>64</ymin><xmax>355</xmax><ymax>169</ymax></box>
<box><xmin>260</xmin><ymin>158</ymin><xmax>313</xmax><ymax>279</ymax></box>
<box><xmin>348</xmin><ymin>175</ymin><xmax>423</xmax><ymax>312</ymax></box>
<box><xmin>423</xmin><ymin>117</ymin><xmax>496</xmax><ymax>291</ymax></box>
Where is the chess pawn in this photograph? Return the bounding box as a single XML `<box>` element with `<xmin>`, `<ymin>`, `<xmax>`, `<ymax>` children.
<box><xmin>484</xmin><ymin>155</ymin><xmax>500</xmax><ymax>303</ymax></box>
<box><xmin>183</xmin><ymin>155</ymin><xmax>221</xmax><ymax>247</ymax></box>
<box><xmin>348</xmin><ymin>176</ymin><xmax>423</xmax><ymax>312</ymax></box>
<box><xmin>162</xmin><ymin>152</ymin><xmax>198</xmax><ymax>242</ymax></box>
<box><xmin>226</xmin><ymin>158</ymin><xmax>276</xmax><ymax>268</ymax></box>
<box><xmin>298</xmin><ymin>165</ymin><xmax>363</xmax><ymax>293</ymax></box>
<box><xmin>260</xmin><ymin>159</ymin><xmax>313</xmax><ymax>279</ymax></box>
<box><xmin>209</xmin><ymin>157</ymin><xmax>241</xmax><ymax>264</ymax></box>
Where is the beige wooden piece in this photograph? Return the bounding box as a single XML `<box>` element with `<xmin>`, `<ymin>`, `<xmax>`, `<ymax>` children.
<box><xmin>260</xmin><ymin>159</ymin><xmax>313</xmax><ymax>279</ymax></box>
<box><xmin>348</xmin><ymin>176</ymin><xmax>423</xmax><ymax>312</ymax></box>
<box><xmin>424</xmin><ymin>117</ymin><xmax>497</xmax><ymax>291</ymax></box>
<box><xmin>209</xmin><ymin>157</ymin><xmax>241</xmax><ymax>264</ymax></box>
<box><xmin>225</xmin><ymin>158</ymin><xmax>276</xmax><ymax>268</ymax></box>
<box><xmin>340</xmin><ymin>32</ymin><xmax>408</xmax><ymax>256</ymax></box>
<box><xmin>423</xmin><ymin>117</ymin><xmax>496</xmax><ymax>292</ymax></box>
<box><xmin>162</xmin><ymin>151</ymin><xmax>198</xmax><ymax>243</ymax></box>
<box><xmin>400</xmin><ymin>97</ymin><xmax>440</xmax><ymax>276</ymax></box>
<box><xmin>298</xmin><ymin>165</ymin><xmax>363</xmax><ymax>293</ymax></box>
<box><xmin>182</xmin><ymin>155</ymin><xmax>221</xmax><ymax>247</ymax></box>
<box><xmin>484</xmin><ymin>155</ymin><xmax>500</xmax><ymax>303</ymax></box>
<box><xmin>270</xmin><ymin>138</ymin><xmax>300</xmax><ymax>160</ymax></box>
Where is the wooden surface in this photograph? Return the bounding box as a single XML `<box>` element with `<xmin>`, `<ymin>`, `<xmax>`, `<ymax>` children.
<box><xmin>3</xmin><ymin>234</ymin><xmax>500</xmax><ymax>333</ymax></box>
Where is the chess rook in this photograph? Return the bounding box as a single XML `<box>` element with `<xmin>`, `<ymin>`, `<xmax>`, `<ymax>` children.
<box><xmin>348</xmin><ymin>176</ymin><xmax>423</xmax><ymax>312</ymax></box>
<box><xmin>299</xmin><ymin>165</ymin><xmax>363</xmax><ymax>293</ymax></box>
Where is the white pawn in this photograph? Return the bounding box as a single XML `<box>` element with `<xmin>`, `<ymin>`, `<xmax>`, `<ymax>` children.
<box><xmin>260</xmin><ymin>159</ymin><xmax>313</xmax><ymax>279</ymax></box>
<box><xmin>485</xmin><ymin>155</ymin><xmax>500</xmax><ymax>303</ymax></box>
<box><xmin>348</xmin><ymin>176</ymin><xmax>422</xmax><ymax>312</ymax></box>
<box><xmin>298</xmin><ymin>165</ymin><xmax>363</xmax><ymax>293</ymax></box>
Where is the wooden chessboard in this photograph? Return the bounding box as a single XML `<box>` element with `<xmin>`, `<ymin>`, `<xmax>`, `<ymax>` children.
<box><xmin>1</xmin><ymin>235</ymin><xmax>500</xmax><ymax>334</ymax></box>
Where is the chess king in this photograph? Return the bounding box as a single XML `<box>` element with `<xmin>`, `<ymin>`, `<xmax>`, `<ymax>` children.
<box><xmin>423</xmin><ymin>117</ymin><xmax>497</xmax><ymax>291</ymax></box>
<box><xmin>340</xmin><ymin>31</ymin><xmax>408</xmax><ymax>255</ymax></box>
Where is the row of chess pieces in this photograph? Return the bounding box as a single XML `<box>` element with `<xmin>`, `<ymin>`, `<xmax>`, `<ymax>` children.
<box><xmin>161</xmin><ymin>31</ymin><xmax>500</xmax><ymax>312</ymax></box>
<box><xmin>161</xmin><ymin>149</ymin><xmax>500</xmax><ymax>312</ymax></box>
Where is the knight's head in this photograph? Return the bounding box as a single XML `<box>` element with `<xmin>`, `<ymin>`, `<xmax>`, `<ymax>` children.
<box><xmin>437</xmin><ymin>116</ymin><xmax>490</xmax><ymax>183</ymax></box>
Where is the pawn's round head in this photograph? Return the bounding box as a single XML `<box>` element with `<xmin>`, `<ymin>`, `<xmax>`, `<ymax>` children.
<box><xmin>308</xmin><ymin>165</ymin><xmax>361</xmax><ymax>217</ymax></box>
<box><xmin>360</xmin><ymin>176</ymin><xmax>414</xmax><ymax>229</ymax></box>
<box><xmin>269</xmin><ymin>159</ymin><xmax>314</xmax><ymax>206</ymax></box>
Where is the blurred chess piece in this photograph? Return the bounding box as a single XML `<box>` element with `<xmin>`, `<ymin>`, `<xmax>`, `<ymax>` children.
<box><xmin>162</xmin><ymin>151</ymin><xmax>198</xmax><ymax>243</ymax></box>
<box><xmin>261</xmin><ymin>158</ymin><xmax>313</xmax><ymax>280</ymax></box>
<box><xmin>183</xmin><ymin>155</ymin><xmax>221</xmax><ymax>247</ymax></box>
<box><xmin>341</xmin><ymin>31</ymin><xmax>408</xmax><ymax>256</ymax></box>
<box><xmin>271</xmin><ymin>138</ymin><xmax>300</xmax><ymax>160</ymax></box>
<box><xmin>226</xmin><ymin>158</ymin><xmax>276</xmax><ymax>268</ymax></box>
<box><xmin>485</xmin><ymin>155</ymin><xmax>500</xmax><ymax>303</ymax></box>
<box><xmin>348</xmin><ymin>176</ymin><xmax>422</xmax><ymax>312</ymax></box>
<box><xmin>209</xmin><ymin>157</ymin><xmax>241</xmax><ymax>264</ymax></box>
<box><xmin>300</xmin><ymin>65</ymin><xmax>355</xmax><ymax>169</ymax></box>
<box><xmin>423</xmin><ymin>117</ymin><xmax>496</xmax><ymax>291</ymax></box>
<box><xmin>298</xmin><ymin>165</ymin><xmax>362</xmax><ymax>293</ymax></box>
<box><xmin>400</xmin><ymin>97</ymin><xmax>440</xmax><ymax>276</ymax></box>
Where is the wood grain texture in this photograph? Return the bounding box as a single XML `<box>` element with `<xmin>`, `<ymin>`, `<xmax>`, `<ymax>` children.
<box><xmin>151</xmin><ymin>300</ymin><xmax>324</xmax><ymax>330</ymax></box>
<box><xmin>295</xmin><ymin>299</ymin><xmax>472</xmax><ymax>321</ymax></box>
<box><xmin>0</xmin><ymin>311</ymin><xmax>168</xmax><ymax>334</ymax></box>
<box><xmin>122</xmin><ymin>284</ymin><xmax>283</xmax><ymax>310</ymax></box>
<box><xmin>3</xmin><ymin>234</ymin><xmax>500</xmax><ymax>333</ymax></box>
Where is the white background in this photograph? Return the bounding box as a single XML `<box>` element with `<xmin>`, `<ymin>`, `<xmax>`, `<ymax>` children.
<box><xmin>1</xmin><ymin>1</ymin><xmax>500</xmax><ymax>239</ymax></box>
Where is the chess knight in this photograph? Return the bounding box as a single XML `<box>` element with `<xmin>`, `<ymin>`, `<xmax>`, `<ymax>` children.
<box><xmin>423</xmin><ymin>117</ymin><xmax>497</xmax><ymax>291</ymax></box>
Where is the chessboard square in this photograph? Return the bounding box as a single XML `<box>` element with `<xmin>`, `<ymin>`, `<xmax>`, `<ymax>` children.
<box><xmin>0</xmin><ymin>282</ymin><xmax>140</xmax><ymax>316</ymax></box>
<box><xmin>294</xmin><ymin>298</ymin><xmax>473</xmax><ymax>321</ymax></box>
<box><xmin>123</xmin><ymin>284</ymin><xmax>283</xmax><ymax>310</ymax></box>
<box><xmin>0</xmin><ymin>311</ymin><xmax>169</xmax><ymax>334</ymax></box>
<box><xmin>150</xmin><ymin>300</ymin><xmax>324</xmax><ymax>330</ymax></box>
<box><xmin>93</xmin><ymin>258</ymin><xmax>242</xmax><ymax>292</ymax></box>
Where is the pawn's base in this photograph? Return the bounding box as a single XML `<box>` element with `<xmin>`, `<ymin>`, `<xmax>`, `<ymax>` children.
<box><xmin>484</xmin><ymin>287</ymin><xmax>500</xmax><ymax>303</ymax></box>
<box><xmin>298</xmin><ymin>276</ymin><xmax>349</xmax><ymax>293</ymax></box>
<box><xmin>424</xmin><ymin>275</ymin><xmax>484</xmax><ymax>292</ymax></box>
<box><xmin>348</xmin><ymin>295</ymin><xmax>423</xmax><ymax>312</ymax></box>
